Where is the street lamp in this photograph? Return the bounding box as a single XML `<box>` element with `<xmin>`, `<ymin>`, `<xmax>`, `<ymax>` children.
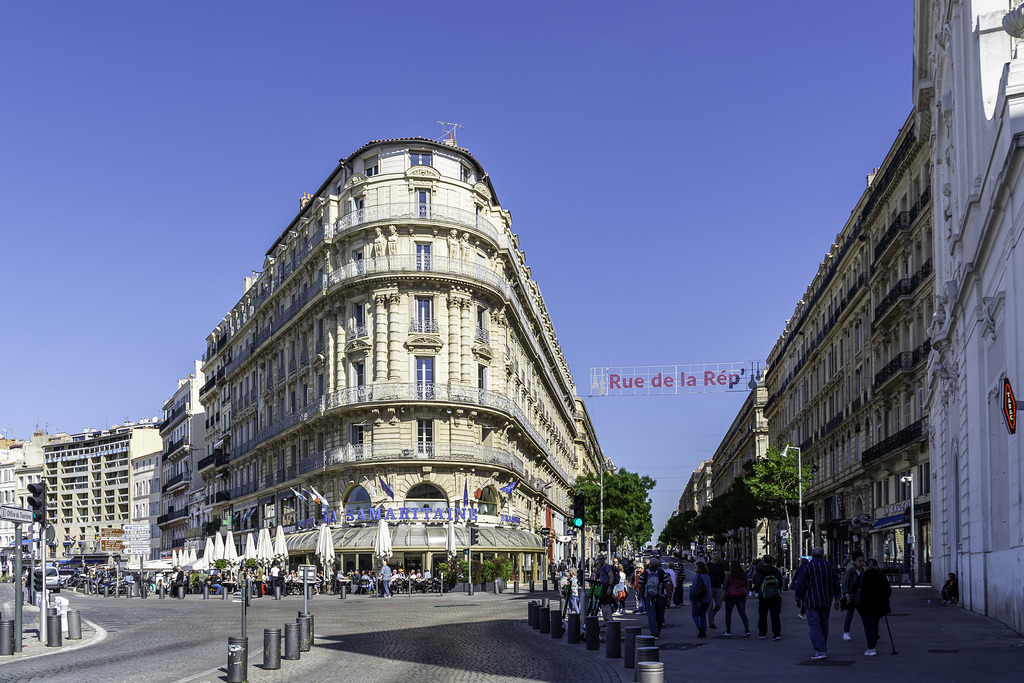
<box><xmin>901</xmin><ymin>473</ymin><xmax>915</xmax><ymax>588</ymax></box>
<box><xmin>781</xmin><ymin>445</ymin><xmax>802</xmax><ymax>568</ymax></box>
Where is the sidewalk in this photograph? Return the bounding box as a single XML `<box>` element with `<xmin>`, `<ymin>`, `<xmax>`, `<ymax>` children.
<box><xmin>0</xmin><ymin>583</ymin><xmax>102</xmax><ymax>660</ymax></box>
<box><xmin>531</xmin><ymin>582</ymin><xmax>1024</xmax><ymax>682</ymax></box>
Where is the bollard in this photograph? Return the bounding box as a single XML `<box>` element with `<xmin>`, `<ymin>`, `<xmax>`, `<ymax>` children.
<box><xmin>226</xmin><ymin>636</ymin><xmax>247</xmax><ymax>683</ymax></box>
<box><xmin>159</xmin><ymin>584</ymin><xmax>165</xmax><ymax>599</ymax></box>
<box><xmin>514</xmin><ymin>581</ymin><xmax>519</xmax><ymax>594</ymax></box>
<box><xmin>567</xmin><ymin>613</ymin><xmax>581</xmax><ymax>644</ymax></box>
<box><xmin>550</xmin><ymin>609</ymin><xmax>563</xmax><ymax>639</ymax></box>
<box><xmin>274</xmin><ymin>583</ymin><xmax>281</xmax><ymax>600</ymax></box>
<box><xmin>624</xmin><ymin>626</ymin><xmax>644</xmax><ymax>668</ymax></box>
<box><xmin>177</xmin><ymin>585</ymin><xmax>185</xmax><ymax>600</ymax></box>
<box><xmin>637</xmin><ymin>661</ymin><xmax>665</xmax><ymax>683</ymax></box>
<box><xmin>543</xmin><ymin>580</ymin><xmax>548</xmax><ymax>592</ymax></box>
<box><xmin>605</xmin><ymin>621</ymin><xmax>622</xmax><ymax>658</ymax></box>
<box><xmin>585</xmin><ymin>615</ymin><xmax>600</xmax><ymax>650</ymax></box>
<box><xmin>222</xmin><ymin>586</ymin><xmax>228</xmax><ymax>601</ymax></box>
<box><xmin>46</xmin><ymin>612</ymin><xmax>62</xmax><ymax>647</ymax></box>
<box><xmin>493</xmin><ymin>580</ymin><xmax>499</xmax><ymax>595</ymax></box>
<box><xmin>263</xmin><ymin>628</ymin><xmax>282</xmax><ymax>670</ymax></box>
<box><xmin>529</xmin><ymin>579</ymin><xmax>535</xmax><ymax>592</ymax></box>
<box><xmin>203</xmin><ymin>584</ymin><xmax>209</xmax><ymax>600</ymax></box>
<box><xmin>528</xmin><ymin>601</ymin><xmax>537</xmax><ymax>627</ymax></box>
<box><xmin>298</xmin><ymin>611</ymin><xmax>314</xmax><ymax>646</ymax></box>
<box><xmin>634</xmin><ymin>647</ymin><xmax>660</xmax><ymax>682</ymax></box>
<box><xmin>0</xmin><ymin>619</ymin><xmax>13</xmax><ymax>656</ymax></box>
<box><xmin>339</xmin><ymin>584</ymin><xmax>345</xmax><ymax>600</ymax></box>
<box><xmin>296</xmin><ymin>615</ymin><xmax>311</xmax><ymax>652</ymax></box>
<box><xmin>104</xmin><ymin>584</ymin><xmax>110</xmax><ymax>599</ymax></box>
<box><xmin>140</xmin><ymin>582</ymin><xmax>147</xmax><ymax>599</ymax></box>
<box><xmin>67</xmin><ymin>609</ymin><xmax>82</xmax><ymax>640</ymax></box>
<box><xmin>539</xmin><ymin>606</ymin><xmax>551</xmax><ymax>634</ymax></box>
<box><xmin>283</xmin><ymin>622</ymin><xmax>300</xmax><ymax>660</ymax></box>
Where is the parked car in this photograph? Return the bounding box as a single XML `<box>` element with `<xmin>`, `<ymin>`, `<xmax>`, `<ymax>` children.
<box><xmin>33</xmin><ymin>566</ymin><xmax>61</xmax><ymax>592</ymax></box>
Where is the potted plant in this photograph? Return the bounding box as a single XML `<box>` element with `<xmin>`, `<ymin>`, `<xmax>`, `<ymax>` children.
<box><xmin>214</xmin><ymin>559</ymin><xmax>229</xmax><ymax>571</ymax></box>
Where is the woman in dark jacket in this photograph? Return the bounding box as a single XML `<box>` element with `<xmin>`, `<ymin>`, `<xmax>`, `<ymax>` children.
<box><xmin>854</xmin><ymin>559</ymin><xmax>892</xmax><ymax>656</ymax></box>
<box><xmin>721</xmin><ymin>560</ymin><xmax>750</xmax><ymax>636</ymax></box>
<box><xmin>689</xmin><ymin>561</ymin><xmax>713</xmax><ymax>638</ymax></box>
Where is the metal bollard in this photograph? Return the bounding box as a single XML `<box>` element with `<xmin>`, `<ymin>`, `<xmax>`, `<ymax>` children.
<box><xmin>159</xmin><ymin>584</ymin><xmax>165</xmax><ymax>599</ymax></box>
<box><xmin>339</xmin><ymin>584</ymin><xmax>345</xmax><ymax>600</ymax></box>
<box><xmin>493</xmin><ymin>580</ymin><xmax>499</xmax><ymax>595</ymax></box>
<box><xmin>529</xmin><ymin>579</ymin><xmax>535</xmax><ymax>592</ymax></box>
<box><xmin>605</xmin><ymin>621</ymin><xmax>622</xmax><ymax>658</ymax></box>
<box><xmin>543</xmin><ymin>579</ymin><xmax>548</xmax><ymax>592</ymax></box>
<box><xmin>226</xmin><ymin>636</ymin><xmax>247</xmax><ymax>683</ymax></box>
<box><xmin>0</xmin><ymin>619</ymin><xmax>14</xmax><ymax>655</ymax></box>
<box><xmin>567</xmin><ymin>613</ymin><xmax>581</xmax><ymax>644</ymax></box>
<box><xmin>296</xmin><ymin>615</ymin><xmax>311</xmax><ymax>652</ymax></box>
<box><xmin>263</xmin><ymin>628</ymin><xmax>282</xmax><ymax>670</ymax></box>
<box><xmin>176</xmin><ymin>585</ymin><xmax>185</xmax><ymax>600</ymax></box>
<box><xmin>46</xmin><ymin>612</ymin><xmax>62</xmax><ymax>647</ymax></box>
<box><xmin>550</xmin><ymin>609</ymin><xmax>563</xmax><ymax>639</ymax></box>
<box><xmin>585</xmin><ymin>615</ymin><xmax>600</xmax><ymax>650</ymax></box>
<box><xmin>67</xmin><ymin>609</ymin><xmax>82</xmax><ymax>640</ymax></box>
<box><xmin>274</xmin><ymin>583</ymin><xmax>281</xmax><ymax>600</ymax></box>
<box><xmin>528</xmin><ymin>601</ymin><xmax>537</xmax><ymax>627</ymax></box>
<box><xmin>104</xmin><ymin>584</ymin><xmax>110</xmax><ymax>599</ymax></box>
<box><xmin>203</xmin><ymin>584</ymin><xmax>209</xmax><ymax>600</ymax></box>
<box><xmin>624</xmin><ymin>626</ymin><xmax>644</xmax><ymax>668</ymax></box>
<box><xmin>637</xmin><ymin>661</ymin><xmax>665</xmax><ymax>683</ymax></box>
<box><xmin>539</xmin><ymin>606</ymin><xmax>551</xmax><ymax>634</ymax></box>
<box><xmin>634</xmin><ymin>647</ymin><xmax>660</xmax><ymax>682</ymax></box>
<box><xmin>140</xmin><ymin>582</ymin><xmax>147</xmax><ymax>599</ymax></box>
<box><xmin>514</xmin><ymin>581</ymin><xmax>519</xmax><ymax>594</ymax></box>
<box><xmin>283</xmin><ymin>622</ymin><xmax>300</xmax><ymax>660</ymax></box>
<box><xmin>222</xmin><ymin>586</ymin><xmax>228</xmax><ymax>600</ymax></box>
<box><xmin>298</xmin><ymin>611</ymin><xmax>314</xmax><ymax>646</ymax></box>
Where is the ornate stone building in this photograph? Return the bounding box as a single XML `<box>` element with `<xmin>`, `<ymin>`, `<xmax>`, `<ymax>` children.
<box><xmin>765</xmin><ymin>110</ymin><xmax>934</xmax><ymax>576</ymax></box>
<box><xmin>198</xmin><ymin>137</ymin><xmax>604</xmax><ymax>579</ymax></box>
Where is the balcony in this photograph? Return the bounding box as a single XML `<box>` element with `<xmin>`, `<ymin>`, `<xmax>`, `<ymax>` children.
<box><xmin>873</xmin><ymin>211</ymin><xmax>911</xmax><ymax>263</ymax></box>
<box><xmin>157</xmin><ymin>508</ymin><xmax>189</xmax><ymax>526</ymax></box>
<box><xmin>475</xmin><ymin>327</ymin><xmax>490</xmax><ymax>345</ymax></box>
<box><xmin>162</xmin><ymin>436</ymin><xmax>188</xmax><ymax>462</ymax></box>
<box><xmin>336</xmin><ymin>202</ymin><xmax>501</xmax><ymax>247</ymax></box>
<box><xmin>862</xmin><ymin>417</ymin><xmax>927</xmax><ymax>465</ymax></box>
<box><xmin>873</xmin><ymin>278</ymin><xmax>912</xmax><ymax>326</ymax></box>
<box><xmin>160</xmin><ymin>404</ymin><xmax>187</xmax><ymax>434</ymax></box>
<box><xmin>197</xmin><ymin>452</ymin><xmax>217</xmax><ymax>472</ymax></box>
<box><xmin>297</xmin><ymin>441</ymin><xmax>526</xmax><ymax>478</ymax></box>
<box><xmin>348</xmin><ymin>324</ymin><xmax>368</xmax><ymax>339</ymax></box>
<box><xmin>162</xmin><ymin>472</ymin><xmax>187</xmax><ymax>493</ymax></box>
<box><xmin>873</xmin><ymin>340</ymin><xmax>930</xmax><ymax>391</ymax></box>
<box><xmin>214</xmin><ymin>490</ymin><xmax>231</xmax><ymax>504</ymax></box>
<box><xmin>410</xmin><ymin>319</ymin><xmax>439</xmax><ymax>334</ymax></box>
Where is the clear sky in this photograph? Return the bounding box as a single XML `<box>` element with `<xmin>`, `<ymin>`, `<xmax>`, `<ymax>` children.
<box><xmin>0</xmin><ymin>2</ymin><xmax>912</xmax><ymax>541</ymax></box>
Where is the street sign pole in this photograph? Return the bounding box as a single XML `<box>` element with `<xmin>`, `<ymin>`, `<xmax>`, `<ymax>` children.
<box><xmin>14</xmin><ymin>522</ymin><xmax>23</xmax><ymax>652</ymax></box>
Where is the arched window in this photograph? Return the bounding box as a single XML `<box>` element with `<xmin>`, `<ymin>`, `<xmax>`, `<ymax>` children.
<box><xmin>405</xmin><ymin>483</ymin><xmax>448</xmax><ymax>511</ymax></box>
<box><xmin>478</xmin><ymin>486</ymin><xmax>498</xmax><ymax>516</ymax></box>
<box><xmin>344</xmin><ymin>485</ymin><xmax>370</xmax><ymax>513</ymax></box>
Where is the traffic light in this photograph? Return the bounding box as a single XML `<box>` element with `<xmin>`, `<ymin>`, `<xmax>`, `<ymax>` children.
<box><xmin>470</xmin><ymin>528</ymin><xmax>480</xmax><ymax>546</ymax></box>
<box><xmin>33</xmin><ymin>569</ymin><xmax>43</xmax><ymax>593</ymax></box>
<box><xmin>572</xmin><ymin>491</ymin><xmax>586</xmax><ymax>528</ymax></box>
<box><xmin>27</xmin><ymin>481</ymin><xmax>47</xmax><ymax>525</ymax></box>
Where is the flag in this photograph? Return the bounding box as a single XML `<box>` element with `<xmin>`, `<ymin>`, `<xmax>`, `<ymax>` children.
<box><xmin>379</xmin><ymin>476</ymin><xmax>394</xmax><ymax>500</ymax></box>
<box><xmin>366</xmin><ymin>477</ymin><xmax>379</xmax><ymax>498</ymax></box>
<box><xmin>291</xmin><ymin>487</ymin><xmax>307</xmax><ymax>501</ymax></box>
<box><xmin>499</xmin><ymin>480</ymin><xmax>518</xmax><ymax>495</ymax></box>
<box><xmin>304</xmin><ymin>489</ymin><xmax>320</xmax><ymax>504</ymax></box>
<box><xmin>309</xmin><ymin>485</ymin><xmax>328</xmax><ymax>505</ymax></box>
<box><xmin>463</xmin><ymin>481</ymin><xmax>469</xmax><ymax>507</ymax></box>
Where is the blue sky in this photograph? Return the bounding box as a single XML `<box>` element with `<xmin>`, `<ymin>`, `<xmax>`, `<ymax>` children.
<box><xmin>0</xmin><ymin>2</ymin><xmax>912</xmax><ymax>540</ymax></box>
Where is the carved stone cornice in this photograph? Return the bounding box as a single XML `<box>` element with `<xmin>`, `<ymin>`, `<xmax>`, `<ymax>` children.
<box><xmin>345</xmin><ymin>338</ymin><xmax>372</xmax><ymax>355</ymax></box>
<box><xmin>405</xmin><ymin>335</ymin><xmax>443</xmax><ymax>352</ymax></box>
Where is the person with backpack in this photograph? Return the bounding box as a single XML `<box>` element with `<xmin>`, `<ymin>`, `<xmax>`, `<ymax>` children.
<box><xmin>841</xmin><ymin>550</ymin><xmax>866</xmax><ymax>641</ymax></box>
<box><xmin>689</xmin><ymin>560</ymin><xmax>713</xmax><ymax>638</ymax></box>
<box><xmin>753</xmin><ymin>554</ymin><xmax>784</xmax><ymax>640</ymax></box>
<box><xmin>721</xmin><ymin>560</ymin><xmax>751</xmax><ymax>637</ymax></box>
<box><xmin>793</xmin><ymin>546</ymin><xmax>843</xmax><ymax>660</ymax></box>
<box><xmin>641</xmin><ymin>557</ymin><xmax>670</xmax><ymax>637</ymax></box>
<box><xmin>854</xmin><ymin>558</ymin><xmax>892</xmax><ymax>656</ymax></box>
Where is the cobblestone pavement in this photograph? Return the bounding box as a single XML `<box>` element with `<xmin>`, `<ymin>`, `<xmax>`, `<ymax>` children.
<box><xmin>0</xmin><ymin>584</ymin><xmax>621</xmax><ymax>683</ymax></box>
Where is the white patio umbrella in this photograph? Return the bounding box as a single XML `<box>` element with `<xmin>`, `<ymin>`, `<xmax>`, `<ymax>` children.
<box><xmin>223</xmin><ymin>530</ymin><xmax>238</xmax><ymax>564</ymax></box>
<box><xmin>445</xmin><ymin>513</ymin><xmax>457</xmax><ymax>559</ymax></box>
<box><xmin>257</xmin><ymin>527</ymin><xmax>274</xmax><ymax>566</ymax></box>
<box><xmin>373</xmin><ymin>517</ymin><xmax>392</xmax><ymax>562</ymax></box>
<box><xmin>315</xmin><ymin>524</ymin><xmax>336</xmax><ymax>573</ymax></box>
<box><xmin>171</xmin><ymin>548</ymin><xmax>180</xmax><ymax>567</ymax></box>
<box><xmin>213</xmin><ymin>532</ymin><xmax>225</xmax><ymax>563</ymax></box>
<box><xmin>243</xmin><ymin>532</ymin><xmax>258</xmax><ymax>562</ymax></box>
<box><xmin>186</xmin><ymin>546</ymin><xmax>198</xmax><ymax>566</ymax></box>
<box><xmin>196</xmin><ymin>536</ymin><xmax>215</xmax><ymax>570</ymax></box>
<box><xmin>274</xmin><ymin>525</ymin><xmax>287</xmax><ymax>563</ymax></box>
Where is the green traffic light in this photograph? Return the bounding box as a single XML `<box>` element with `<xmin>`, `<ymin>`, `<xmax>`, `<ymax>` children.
<box><xmin>572</xmin><ymin>517</ymin><xmax>583</xmax><ymax>528</ymax></box>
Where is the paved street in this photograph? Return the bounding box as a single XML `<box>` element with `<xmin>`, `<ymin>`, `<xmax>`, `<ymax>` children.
<box><xmin>2</xmin><ymin>580</ymin><xmax>1022</xmax><ymax>682</ymax></box>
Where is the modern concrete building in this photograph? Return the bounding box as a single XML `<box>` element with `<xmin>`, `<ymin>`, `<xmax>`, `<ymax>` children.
<box><xmin>198</xmin><ymin>136</ymin><xmax>605</xmax><ymax>579</ymax></box>
<box><xmin>156</xmin><ymin>361</ymin><xmax>206</xmax><ymax>557</ymax></box>
<box><xmin>765</xmin><ymin>110</ymin><xmax>934</xmax><ymax>576</ymax></box>
<box><xmin>915</xmin><ymin>1</ymin><xmax>1024</xmax><ymax>633</ymax></box>
<box><xmin>42</xmin><ymin>421</ymin><xmax>163</xmax><ymax>558</ymax></box>
<box><xmin>1</xmin><ymin>434</ymin><xmax>49</xmax><ymax>570</ymax></box>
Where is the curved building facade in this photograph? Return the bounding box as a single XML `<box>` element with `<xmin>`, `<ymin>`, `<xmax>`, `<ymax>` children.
<box><xmin>198</xmin><ymin>137</ymin><xmax>602</xmax><ymax>579</ymax></box>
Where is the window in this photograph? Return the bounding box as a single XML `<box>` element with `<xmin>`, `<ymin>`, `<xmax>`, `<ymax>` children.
<box><xmin>416</xmin><ymin>189</ymin><xmax>430</xmax><ymax>218</ymax></box>
<box><xmin>416</xmin><ymin>357</ymin><xmax>434</xmax><ymax>398</ymax></box>
<box><xmin>461</xmin><ymin>164</ymin><xmax>471</xmax><ymax>183</ymax></box>
<box><xmin>317</xmin><ymin>373</ymin><xmax>324</xmax><ymax>397</ymax></box>
<box><xmin>478</xmin><ymin>364</ymin><xmax>487</xmax><ymax>392</ymax></box>
<box><xmin>364</xmin><ymin>156</ymin><xmax>379</xmax><ymax>177</ymax></box>
<box><xmin>350</xmin><ymin>424</ymin><xmax>364</xmax><ymax>446</ymax></box>
<box><xmin>352</xmin><ymin>302</ymin><xmax>365</xmax><ymax>335</ymax></box>
<box><xmin>344</xmin><ymin>485</ymin><xmax>370</xmax><ymax>514</ymax></box>
<box><xmin>414</xmin><ymin>297</ymin><xmax>434</xmax><ymax>332</ymax></box>
<box><xmin>409</xmin><ymin>151</ymin><xmax>432</xmax><ymax>167</ymax></box>
<box><xmin>416</xmin><ymin>419</ymin><xmax>434</xmax><ymax>456</ymax></box>
<box><xmin>478</xmin><ymin>487</ymin><xmax>497</xmax><ymax>516</ymax></box>
<box><xmin>405</xmin><ymin>482</ymin><xmax>447</xmax><ymax>510</ymax></box>
<box><xmin>415</xmin><ymin>243</ymin><xmax>431</xmax><ymax>271</ymax></box>
<box><xmin>353</xmin><ymin>362</ymin><xmax>365</xmax><ymax>392</ymax></box>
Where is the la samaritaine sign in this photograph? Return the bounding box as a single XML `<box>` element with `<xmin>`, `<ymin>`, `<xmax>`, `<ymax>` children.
<box><xmin>320</xmin><ymin>506</ymin><xmax>524</xmax><ymax>524</ymax></box>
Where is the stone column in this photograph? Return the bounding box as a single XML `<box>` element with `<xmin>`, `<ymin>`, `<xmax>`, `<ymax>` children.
<box><xmin>332</xmin><ymin>308</ymin><xmax>347</xmax><ymax>393</ymax></box>
<box><xmin>374</xmin><ymin>294</ymin><xmax>388</xmax><ymax>382</ymax></box>
<box><xmin>448</xmin><ymin>294</ymin><xmax>461</xmax><ymax>384</ymax></box>
<box><xmin>460</xmin><ymin>298</ymin><xmax>472</xmax><ymax>383</ymax></box>
<box><xmin>388</xmin><ymin>293</ymin><xmax>402</xmax><ymax>381</ymax></box>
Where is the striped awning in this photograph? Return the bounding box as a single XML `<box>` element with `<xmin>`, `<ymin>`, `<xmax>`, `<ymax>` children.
<box><xmin>284</xmin><ymin>524</ymin><xmax>543</xmax><ymax>554</ymax></box>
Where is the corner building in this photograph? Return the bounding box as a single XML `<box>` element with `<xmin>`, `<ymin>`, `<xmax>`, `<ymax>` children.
<box><xmin>199</xmin><ymin>137</ymin><xmax>600</xmax><ymax>579</ymax></box>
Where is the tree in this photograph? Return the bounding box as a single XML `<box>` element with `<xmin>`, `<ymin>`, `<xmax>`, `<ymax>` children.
<box><xmin>659</xmin><ymin>509</ymin><xmax>697</xmax><ymax>547</ymax></box>
<box><xmin>574</xmin><ymin>469</ymin><xmax>657</xmax><ymax>549</ymax></box>
<box><xmin>742</xmin><ymin>444</ymin><xmax>817</xmax><ymax>565</ymax></box>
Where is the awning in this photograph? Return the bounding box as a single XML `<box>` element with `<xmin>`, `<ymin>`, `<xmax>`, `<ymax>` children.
<box><xmin>871</xmin><ymin>513</ymin><xmax>906</xmax><ymax>530</ymax></box>
<box><xmin>285</xmin><ymin>524</ymin><xmax>543</xmax><ymax>554</ymax></box>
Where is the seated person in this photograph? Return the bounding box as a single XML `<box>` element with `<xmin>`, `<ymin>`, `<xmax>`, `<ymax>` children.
<box><xmin>941</xmin><ymin>573</ymin><xmax>959</xmax><ymax>604</ymax></box>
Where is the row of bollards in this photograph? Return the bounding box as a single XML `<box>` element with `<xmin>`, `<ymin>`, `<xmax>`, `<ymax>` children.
<box><xmin>527</xmin><ymin>600</ymin><xmax>664</xmax><ymax>682</ymax></box>
<box><xmin>227</xmin><ymin>610</ymin><xmax>315</xmax><ymax>683</ymax></box>
<box><xmin>0</xmin><ymin>604</ymin><xmax>83</xmax><ymax>655</ymax></box>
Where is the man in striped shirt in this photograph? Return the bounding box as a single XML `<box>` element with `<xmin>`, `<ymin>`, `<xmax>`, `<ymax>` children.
<box><xmin>793</xmin><ymin>546</ymin><xmax>842</xmax><ymax>660</ymax></box>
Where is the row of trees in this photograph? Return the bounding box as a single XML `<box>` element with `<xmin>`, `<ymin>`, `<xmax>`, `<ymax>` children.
<box><xmin>658</xmin><ymin>446</ymin><xmax>813</xmax><ymax>559</ymax></box>
<box><xmin>573</xmin><ymin>468</ymin><xmax>657</xmax><ymax>551</ymax></box>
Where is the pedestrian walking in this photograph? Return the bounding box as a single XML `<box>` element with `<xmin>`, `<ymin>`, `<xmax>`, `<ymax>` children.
<box><xmin>793</xmin><ymin>546</ymin><xmax>842</xmax><ymax>660</ymax></box>
<box><xmin>721</xmin><ymin>560</ymin><xmax>751</xmax><ymax>637</ymax></box>
<box><xmin>594</xmin><ymin>554</ymin><xmax>617</xmax><ymax>623</ymax></box>
<box><xmin>854</xmin><ymin>558</ymin><xmax>892</xmax><ymax>656</ymax></box>
<box><xmin>689</xmin><ymin>560</ymin><xmax>712</xmax><ymax>638</ymax></box>
<box><xmin>379</xmin><ymin>562</ymin><xmax>392</xmax><ymax>598</ymax></box>
<box><xmin>706</xmin><ymin>550</ymin><xmax>726</xmax><ymax>628</ymax></box>
<box><xmin>841</xmin><ymin>550</ymin><xmax>865</xmax><ymax>640</ymax></box>
<box><xmin>753</xmin><ymin>555</ymin><xmax>784</xmax><ymax>640</ymax></box>
<box><xmin>642</xmin><ymin>557</ymin><xmax>671</xmax><ymax>638</ymax></box>
<box><xmin>633</xmin><ymin>564</ymin><xmax>647</xmax><ymax>614</ymax></box>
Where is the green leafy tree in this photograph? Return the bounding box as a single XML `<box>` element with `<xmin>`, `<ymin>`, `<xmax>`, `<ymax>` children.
<box><xmin>575</xmin><ymin>468</ymin><xmax>657</xmax><ymax>549</ymax></box>
<box><xmin>742</xmin><ymin>444</ymin><xmax>817</xmax><ymax>565</ymax></box>
<box><xmin>659</xmin><ymin>509</ymin><xmax>697</xmax><ymax>546</ymax></box>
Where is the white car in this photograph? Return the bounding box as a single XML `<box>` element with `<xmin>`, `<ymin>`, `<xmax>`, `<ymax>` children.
<box><xmin>33</xmin><ymin>566</ymin><xmax>61</xmax><ymax>592</ymax></box>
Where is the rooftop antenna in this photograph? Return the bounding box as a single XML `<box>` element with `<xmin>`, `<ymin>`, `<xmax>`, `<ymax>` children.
<box><xmin>435</xmin><ymin>121</ymin><xmax>464</xmax><ymax>146</ymax></box>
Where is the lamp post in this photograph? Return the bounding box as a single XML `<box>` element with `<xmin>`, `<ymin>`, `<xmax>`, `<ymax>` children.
<box><xmin>781</xmin><ymin>445</ymin><xmax>802</xmax><ymax>569</ymax></box>
<box><xmin>901</xmin><ymin>473</ymin><xmax>915</xmax><ymax>588</ymax></box>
